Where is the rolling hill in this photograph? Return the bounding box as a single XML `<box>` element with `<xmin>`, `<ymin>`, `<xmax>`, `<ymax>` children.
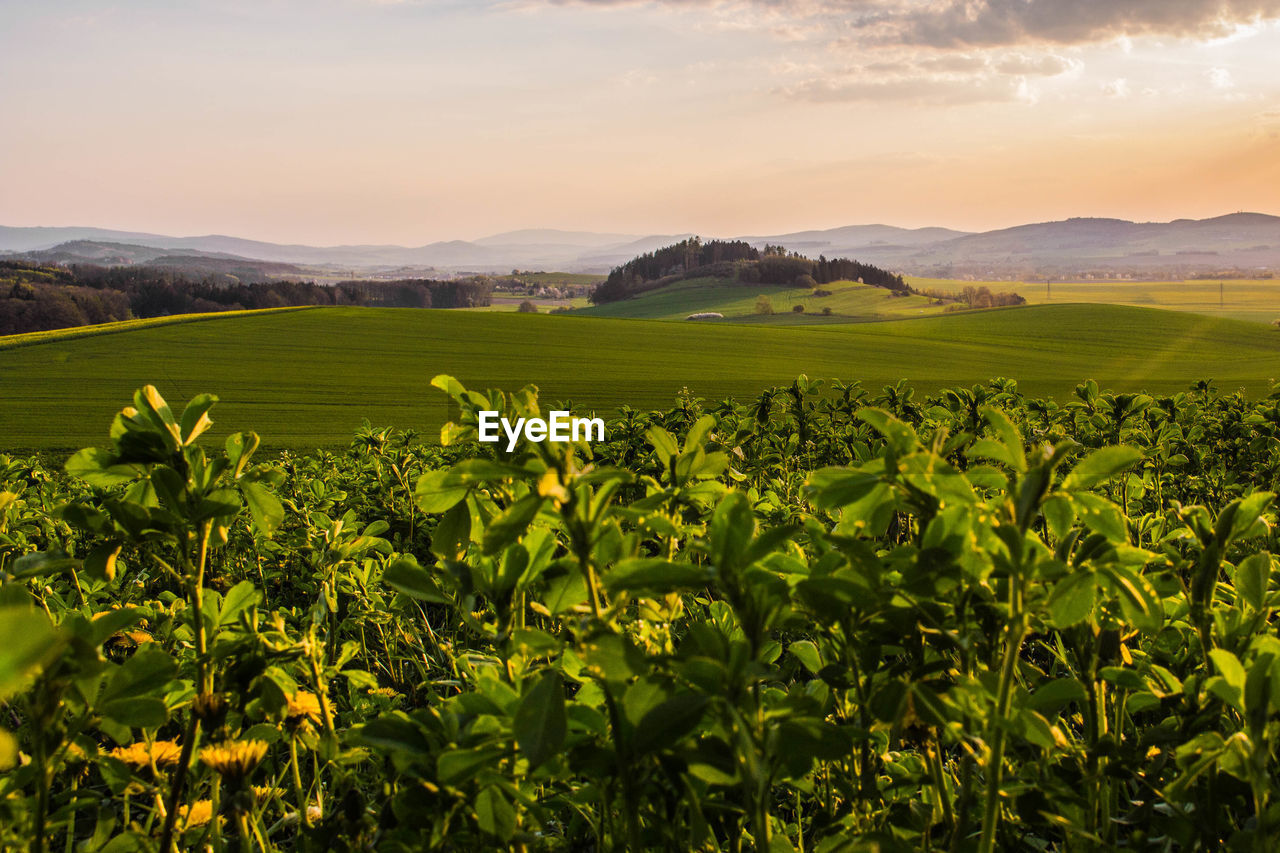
<box><xmin>2</xmin><ymin>303</ymin><xmax>1277</xmax><ymax>448</ymax></box>
<box><xmin>574</xmin><ymin>277</ymin><xmax>949</xmax><ymax>322</ymax></box>
<box><xmin>5</xmin><ymin>213</ymin><xmax>1278</xmax><ymax>275</ymax></box>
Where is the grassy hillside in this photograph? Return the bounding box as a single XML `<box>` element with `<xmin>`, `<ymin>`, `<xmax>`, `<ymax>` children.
<box><xmin>575</xmin><ymin>277</ymin><xmax>947</xmax><ymax>322</ymax></box>
<box><xmin>2</xmin><ymin>304</ymin><xmax>1278</xmax><ymax>448</ymax></box>
<box><xmin>910</xmin><ymin>276</ymin><xmax>1280</xmax><ymax>324</ymax></box>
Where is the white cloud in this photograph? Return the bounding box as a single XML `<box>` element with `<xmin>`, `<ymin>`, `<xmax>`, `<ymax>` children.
<box><xmin>1208</xmin><ymin>66</ymin><xmax>1235</xmax><ymax>88</ymax></box>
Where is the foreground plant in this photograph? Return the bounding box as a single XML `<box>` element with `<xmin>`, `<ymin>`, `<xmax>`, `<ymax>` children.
<box><xmin>1</xmin><ymin>377</ymin><xmax>1279</xmax><ymax>851</ymax></box>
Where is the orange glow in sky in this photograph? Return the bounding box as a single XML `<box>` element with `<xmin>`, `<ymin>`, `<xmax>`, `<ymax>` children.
<box><xmin>2</xmin><ymin>1</ymin><xmax>1279</xmax><ymax>243</ymax></box>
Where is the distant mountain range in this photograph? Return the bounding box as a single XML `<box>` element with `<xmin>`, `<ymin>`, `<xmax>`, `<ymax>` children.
<box><xmin>3</xmin><ymin>213</ymin><xmax>1279</xmax><ymax>276</ymax></box>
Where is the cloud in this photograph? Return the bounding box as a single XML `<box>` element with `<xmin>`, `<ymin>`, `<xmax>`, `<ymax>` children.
<box><xmin>781</xmin><ymin>73</ymin><xmax>1024</xmax><ymax>104</ymax></box>
<box><xmin>1207</xmin><ymin>67</ymin><xmax>1235</xmax><ymax>89</ymax></box>
<box><xmin>995</xmin><ymin>53</ymin><xmax>1079</xmax><ymax>76</ymax></box>
<box><xmin>528</xmin><ymin>0</ymin><xmax>1280</xmax><ymax>49</ymax></box>
<box><xmin>777</xmin><ymin>43</ymin><xmax>1079</xmax><ymax>105</ymax></box>
<box><xmin>854</xmin><ymin>0</ymin><xmax>1280</xmax><ymax>48</ymax></box>
<box><xmin>1103</xmin><ymin>78</ymin><xmax>1131</xmax><ymax>98</ymax></box>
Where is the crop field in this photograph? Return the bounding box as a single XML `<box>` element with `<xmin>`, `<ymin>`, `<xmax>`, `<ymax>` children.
<box><xmin>464</xmin><ymin>296</ymin><xmax>591</xmax><ymax>313</ymax></box>
<box><xmin>910</xmin><ymin>276</ymin><xmax>1280</xmax><ymax>324</ymax></box>
<box><xmin>5</xmin><ymin>373</ymin><xmax>1280</xmax><ymax>851</ymax></box>
<box><xmin>574</xmin><ymin>277</ymin><xmax>949</xmax><ymax>322</ymax></box>
<box><xmin>4</xmin><ymin>304</ymin><xmax>1280</xmax><ymax>448</ymax></box>
<box><xmin>494</xmin><ymin>272</ymin><xmax>605</xmax><ymax>288</ymax></box>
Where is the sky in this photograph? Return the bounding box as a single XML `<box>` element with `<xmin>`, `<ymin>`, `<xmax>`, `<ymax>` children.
<box><xmin>2</xmin><ymin>0</ymin><xmax>1279</xmax><ymax>244</ymax></box>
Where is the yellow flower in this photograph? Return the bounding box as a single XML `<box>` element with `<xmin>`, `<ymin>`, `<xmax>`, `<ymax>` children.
<box><xmin>179</xmin><ymin>799</ymin><xmax>216</xmax><ymax>829</ymax></box>
<box><xmin>286</xmin><ymin>691</ymin><xmax>322</xmax><ymax>724</ymax></box>
<box><xmin>110</xmin><ymin>740</ymin><xmax>183</xmax><ymax>769</ymax></box>
<box><xmin>366</xmin><ymin>687</ymin><xmax>399</xmax><ymax>699</ymax></box>
<box><xmin>200</xmin><ymin>740</ymin><xmax>268</xmax><ymax>782</ymax></box>
<box><xmin>252</xmin><ymin>785</ymin><xmax>285</xmax><ymax>805</ymax></box>
<box><xmin>284</xmin><ymin>691</ymin><xmax>323</xmax><ymax>734</ymax></box>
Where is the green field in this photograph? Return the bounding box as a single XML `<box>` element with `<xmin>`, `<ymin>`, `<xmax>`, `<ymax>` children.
<box><xmin>3</xmin><ymin>303</ymin><xmax>1279</xmax><ymax>448</ymax></box>
<box><xmin>495</xmin><ymin>272</ymin><xmax>604</xmax><ymax>287</ymax></box>
<box><xmin>910</xmin><ymin>276</ymin><xmax>1280</xmax><ymax>324</ymax></box>
<box><xmin>464</xmin><ymin>296</ymin><xmax>591</xmax><ymax>313</ymax></box>
<box><xmin>574</xmin><ymin>277</ymin><xmax>948</xmax><ymax>322</ymax></box>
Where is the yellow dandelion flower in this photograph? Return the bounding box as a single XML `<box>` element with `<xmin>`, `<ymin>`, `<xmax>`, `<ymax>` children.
<box><xmin>110</xmin><ymin>740</ymin><xmax>183</xmax><ymax>769</ymax></box>
<box><xmin>252</xmin><ymin>785</ymin><xmax>286</xmax><ymax>805</ymax></box>
<box><xmin>200</xmin><ymin>740</ymin><xmax>268</xmax><ymax>782</ymax></box>
<box><xmin>179</xmin><ymin>799</ymin><xmax>216</xmax><ymax>829</ymax></box>
<box><xmin>366</xmin><ymin>687</ymin><xmax>399</xmax><ymax>699</ymax></box>
<box><xmin>285</xmin><ymin>691</ymin><xmax>322</xmax><ymax>723</ymax></box>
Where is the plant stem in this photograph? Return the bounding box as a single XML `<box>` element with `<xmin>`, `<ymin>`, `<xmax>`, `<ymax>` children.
<box><xmin>978</xmin><ymin>614</ymin><xmax>1028</xmax><ymax>853</ymax></box>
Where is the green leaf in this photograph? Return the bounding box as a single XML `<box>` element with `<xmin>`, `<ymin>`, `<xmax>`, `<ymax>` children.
<box><xmin>356</xmin><ymin>713</ymin><xmax>431</xmax><ymax>756</ymax></box>
<box><xmin>1100</xmin><ymin>564</ymin><xmax>1163</xmax><ymax>633</ymax></box>
<box><xmin>179</xmin><ymin>394</ymin><xmax>218</xmax><ymax>446</ymax></box>
<box><xmin>65</xmin><ymin>448</ymin><xmax>142</xmax><ymax>488</ymax></box>
<box><xmin>647</xmin><ymin>426</ymin><xmax>679</xmax><ymax>461</ymax></box>
<box><xmin>12</xmin><ymin>550</ymin><xmax>80</xmax><ymax>580</ymax></box>
<box><xmin>982</xmin><ymin>407</ymin><xmax>1027</xmax><ymax>473</ymax></box>
<box><xmin>225</xmin><ymin>432</ymin><xmax>261</xmax><ymax>478</ymax></box>
<box><xmin>633</xmin><ymin>693</ymin><xmax>710</xmax><ymax>756</ymax></box>
<box><xmin>1236</xmin><ymin>552</ymin><xmax>1272</xmax><ymax>611</ymax></box>
<box><xmin>430</xmin><ymin>501</ymin><xmax>472</xmax><ymax>561</ymax></box>
<box><xmin>857</xmin><ymin>408</ymin><xmax>918</xmax><ymax>456</ymax></box>
<box><xmin>0</xmin><ymin>607</ymin><xmax>63</xmax><ymax>699</ymax></box>
<box><xmin>789</xmin><ymin>640</ymin><xmax>822</xmax><ymax>675</ymax></box>
<box><xmin>1210</xmin><ymin>649</ymin><xmax>1247</xmax><ymax>696</ymax></box>
<box><xmin>605</xmin><ymin>558</ymin><xmax>711</xmax><ymax>595</ymax></box>
<box><xmin>218</xmin><ymin>580</ymin><xmax>261</xmax><ymax>626</ymax></box>
<box><xmin>709</xmin><ymin>491</ymin><xmax>754</xmax><ymax>572</ymax></box>
<box><xmin>82</xmin><ymin>542</ymin><xmax>123</xmax><ymax>582</ymax></box>
<box><xmin>383</xmin><ymin>556</ymin><xmax>448</xmax><ymax>604</ymax></box>
<box><xmin>513</xmin><ymin>672</ymin><xmax>567</xmax><ymax>770</ymax></box>
<box><xmin>475</xmin><ymin>786</ymin><xmax>516</xmax><ymax>841</ymax></box>
<box><xmin>683</xmin><ymin>415</ymin><xmax>717</xmax><ymax>453</ymax></box>
<box><xmin>99</xmin><ymin>697</ymin><xmax>168</xmax><ymax>729</ymax></box>
<box><xmin>1047</xmin><ymin>571</ymin><xmax>1096</xmax><ymax>628</ymax></box>
<box><xmin>1062</xmin><ymin>446</ymin><xmax>1144</xmax><ymax>491</ymax></box>
<box><xmin>482</xmin><ymin>494</ymin><xmax>544</xmax><ymax>555</ymax></box>
<box><xmin>436</xmin><ymin>746</ymin><xmax>505</xmax><ymax>786</ymax></box>
<box><xmin>0</xmin><ymin>728</ymin><xmax>16</xmax><ymax>771</ymax></box>
<box><xmin>1227</xmin><ymin>492</ymin><xmax>1275</xmax><ymax>545</ymax></box>
<box><xmin>240</xmin><ymin>480</ymin><xmax>283</xmax><ymax>537</ymax></box>
<box><xmin>100</xmin><ymin>645</ymin><xmax>178</xmax><ymax>706</ymax></box>
<box><xmin>1074</xmin><ymin>492</ymin><xmax>1128</xmax><ymax>542</ymax></box>
<box><xmin>414</xmin><ymin>469</ymin><xmax>470</xmax><ymax>514</ymax></box>
<box><xmin>1027</xmin><ymin>678</ymin><xmax>1087</xmax><ymax>715</ymax></box>
<box><xmin>967</xmin><ymin>438</ymin><xmax>1018</xmax><ymax>471</ymax></box>
<box><xmin>1042</xmin><ymin>495</ymin><xmax>1076</xmax><ymax>541</ymax></box>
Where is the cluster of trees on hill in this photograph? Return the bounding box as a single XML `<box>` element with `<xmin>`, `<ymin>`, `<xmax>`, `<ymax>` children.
<box><xmin>590</xmin><ymin>238</ymin><xmax>759</xmax><ymax>303</ymax></box>
<box><xmin>589</xmin><ymin>239</ymin><xmax>908</xmax><ymax>304</ymax></box>
<box><xmin>916</xmin><ymin>284</ymin><xmax>1027</xmax><ymax>310</ymax></box>
<box><xmin>0</xmin><ymin>261</ymin><xmax>491</xmax><ymax>336</ymax></box>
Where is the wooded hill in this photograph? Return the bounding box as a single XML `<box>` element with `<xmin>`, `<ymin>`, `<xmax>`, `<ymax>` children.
<box><xmin>589</xmin><ymin>238</ymin><xmax>910</xmax><ymax>304</ymax></box>
<box><xmin>0</xmin><ymin>261</ymin><xmax>492</xmax><ymax>336</ymax></box>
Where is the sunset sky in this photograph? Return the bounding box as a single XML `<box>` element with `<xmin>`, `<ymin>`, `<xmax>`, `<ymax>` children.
<box><xmin>3</xmin><ymin>0</ymin><xmax>1279</xmax><ymax>244</ymax></box>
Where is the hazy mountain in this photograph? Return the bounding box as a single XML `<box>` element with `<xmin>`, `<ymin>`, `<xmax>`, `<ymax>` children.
<box><xmin>473</xmin><ymin>229</ymin><xmax>640</xmax><ymax>248</ymax></box>
<box><xmin>740</xmin><ymin>224</ymin><xmax>973</xmax><ymax>254</ymax></box>
<box><xmin>4</xmin><ymin>214</ymin><xmax>1278</xmax><ymax>276</ymax></box>
<box><xmin>858</xmin><ymin>213</ymin><xmax>1280</xmax><ymax>274</ymax></box>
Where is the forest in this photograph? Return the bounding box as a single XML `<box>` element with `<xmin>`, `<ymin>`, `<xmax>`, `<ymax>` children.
<box><xmin>590</xmin><ymin>239</ymin><xmax>910</xmax><ymax>304</ymax></box>
<box><xmin>0</xmin><ymin>262</ymin><xmax>492</xmax><ymax>336</ymax></box>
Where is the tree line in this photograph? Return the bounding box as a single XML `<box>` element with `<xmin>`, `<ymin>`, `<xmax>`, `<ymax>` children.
<box><xmin>590</xmin><ymin>239</ymin><xmax>909</xmax><ymax>304</ymax></box>
<box><xmin>0</xmin><ymin>261</ymin><xmax>492</xmax><ymax>336</ymax></box>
